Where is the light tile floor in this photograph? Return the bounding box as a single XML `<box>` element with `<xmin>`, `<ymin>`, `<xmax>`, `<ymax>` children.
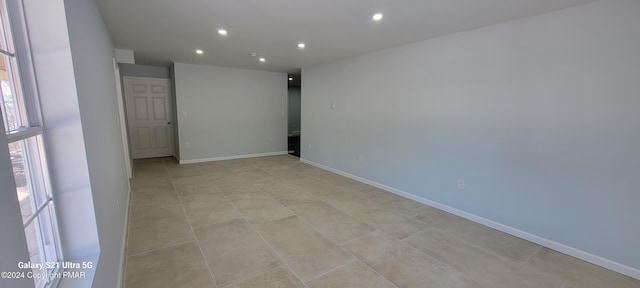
<box><xmin>124</xmin><ymin>155</ymin><xmax>640</xmax><ymax>288</ymax></box>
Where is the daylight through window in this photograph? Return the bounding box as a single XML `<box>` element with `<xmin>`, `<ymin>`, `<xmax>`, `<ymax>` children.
<box><xmin>0</xmin><ymin>1</ymin><xmax>62</xmax><ymax>287</ymax></box>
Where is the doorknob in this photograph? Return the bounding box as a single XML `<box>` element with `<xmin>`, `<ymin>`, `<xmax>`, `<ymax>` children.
<box><xmin>167</xmin><ymin>122</ymin><xmax>171</xmax><ymax>125</ymax></box>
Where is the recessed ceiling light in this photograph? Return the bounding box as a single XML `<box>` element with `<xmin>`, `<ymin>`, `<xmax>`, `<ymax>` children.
<box><xmin>298</xmin><ymin>43</ymin><xmax>306</xmax><ymax>49</ymax></box>
<box><xmin>289</xmin><ymin>77</ymin><xmax>293</xmax><ymax>81</ymax></box>
<box><xmin>195</xmin><ymin>49</ymin><xmax>204</xmax><ymax>54</ymax></box>
<box><xmin>372</xmin><ymin>13</ymin><xmax>383</xmax><ymax>21</ymax></box>
<box><xmin>218</xmin><ymin>29</ymin><xmax>228</xmax><ymax>36</ymax></box>
<box><xmin>259</xmin><ymin>57</ymin><xmax>266</xmax><ymax>62</ymax></box>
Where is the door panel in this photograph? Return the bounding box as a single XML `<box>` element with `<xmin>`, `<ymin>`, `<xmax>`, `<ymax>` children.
<box><xmin>124</xmin><ymin>77</ymin><xmax>173</xmax><ymax>159</ymax></box>
<box><xmin>134</xmin><ymin>97</ymin><xmax>149</xmax><ymax>120</ymax></box>
<box><xmin>136</xmin><ymin>127</ymin><xmax>152</xmax><ymax>149</ymax></box>
<box><xmin>151</xmin><ymin>84</ymin><xmax>165</xmax><ymax>93</ymax></box>
<box><xmin>133</xmin><ymin>84</ymin><xmax>147</xmax><ymax>93</ymax></box>
<box><xmin>154</xmin><ymin>126</ymin><xmax>168</xmax><ymax>148</ymax></box>
<box><xmin>152</xmin><ymin>97</ymin><xmax>166</xmax><ymax>120</ymax></box>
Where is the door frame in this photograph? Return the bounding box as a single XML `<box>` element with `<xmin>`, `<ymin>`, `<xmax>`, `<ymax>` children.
<box><xmin>123</xmin><ymin>76</ymin><xmax>175</xmax><ymax>159</ymax></box>
<box><xmin>113</xmin><ymin>60</ymin><xmax>132</xmax><ymax>178</ymax></box>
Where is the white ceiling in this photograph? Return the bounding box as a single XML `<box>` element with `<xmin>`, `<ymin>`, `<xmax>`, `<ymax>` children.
<box><xmin>97</xmin><ymin>0</ymin><xmax>593</xmax><ymax>73</ymax></box>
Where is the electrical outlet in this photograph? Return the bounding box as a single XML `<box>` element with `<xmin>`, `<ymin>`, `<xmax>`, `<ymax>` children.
<box><xmin>185</xmin><ymin>142</ymin><xmax>190</xmax><ymax>149</ymax></box>
<box><xmin>359</xmin><ymin>155</ymin><xmax>364</xmax><ymax>164</ymax></box>
<box><xmin>268</xmin><ymin>137</ymin><xmax>273</xmax><ymax>143</ymax></box>
<box><xmin>117</xmin><ymin>200</ymin><xmax>121</xmax><ymax>214</ymax></box>
<box><xmin>457</xmin><ymin>179</ymin><xmax>465</xmax><ymax>190</ymax></box>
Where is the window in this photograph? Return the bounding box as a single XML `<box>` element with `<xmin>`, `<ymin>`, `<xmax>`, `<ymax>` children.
<box><xmin>1</xmin><ymin>0</ymin><xmax>62</xmax><ymax>287</ymax></box>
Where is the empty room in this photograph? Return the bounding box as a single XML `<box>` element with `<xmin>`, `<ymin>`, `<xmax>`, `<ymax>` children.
<box><xmin>0</xmin><ymin>0</ymin><xmax>638</xmax><ymax>288</ymax></box>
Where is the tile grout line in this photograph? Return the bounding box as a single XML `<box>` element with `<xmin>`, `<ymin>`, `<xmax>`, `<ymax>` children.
<box><xmin>398</xmin><ymin>226</ymin><xmax>431</xmax><ymax>241</ymax></box>
<box><xmin>138</xmin><ymin>158</ymin><xmax>459</xmax><ymax>287</ymax></box>
<box><xmin>190</xmin><ymin>222</ymin><xmax>219</xmax><ymax>288</ymax></box>
<box><xmin>314</xmin><ymin>168</ymin><xmax>544</xmax><ymax>279</ymax></box>
<box><xmin>290</xmin><ymin>211</ymin><xmax>400</xmax><ymax>288</ymax></box>
<box><xmin>287</xmin><ymin>163</ymin><xmax>428</xmax><ymax>287</ymax></box>
<box><xmin>162</xmin><ymin>162</ymin><xmax>215</xmax><ymax>285</ymax></box>
<box><xmin>217</xmin><ymin>264</ymin><xmax>288</xmax><ymax>288</ymax></box>
<box><xmin>398</xmin><ymin>226</ymin><xmax>500</xmax><ymax>288</ymax></box>
<box><xmin>129</xmin><ymin>202</ymin><xmax>182</xmax><ymax>212</ymax></box>
<box><xmin>174</xmin><ymin>167</ymin><xmax>219</xmax><ymax>288</ymax></box>
<box><xmin>125</xmin><ymin>156</ymin><xmax>597</xmax><ymax>288</ymax></box>
<box><xmin>523</xmin><ymin>245</ymin><xmax>544</xmax><ymax>265</ymax></box>
<box><xmin>350</xmin><ymin>226</ymin><xmax>490</xmax><ymax>288</ymax></box>
<box><xmin>518</xmin><ymin>245</ymin><xmax>569</xmax><ymax>287</ymax></box>
<box><xmin>218</xmin><ymin>163</ymin><xmax>307</xmax><ymax>286</ymax></box>
<box><xmin>301</xmin><ymin>167</ymin><xmax>375</xmax><ymax>198</ymax></box>
<box><xmin>324</xmin><ymin>194</ymin><xmax>428</xmax><ymax>240</ymax></box>
<box><xmin>125</xmin><ymin>156</ymin><xmax>299</xmax><ymax>288</ymax></box>
<box><xmin>125</xmin><ymin>160</ymin><xmax>183</xmax><ymax>261</ymax></box>
<box><xmin>303</xmin><ymin>259</ymin><xmax>358</xmax><ymax>284</ymax></box>
<box><xmin>421</xmin><ymin>225</ymin><xmax>539</xmax><ymax>269</ymax></box>
<box><xmin>226</xmin><ymin>199</ymin><xmax>309</xmax><ymax>288</ymax></box>
<box><xmin>253</xmin><ymin>178</ymin><xmax>323</xmax><ymax>209</ymax></box>
<box><xmin>410</xmin><ymin>209</ymin><xmax>547</xmax><ymax>268</ymax></box>
<box><xmin>248</xmin><ymin>232</ymin><xmax>308</xmax><ymax>288</ymax></box>
<box><xmin>132</xmin><ymin>157</ymin><xmax>410</xmax><ymax>287</ymax></box>
<box><xmin>125</xmin><ymin>238</ymin><xmax>198</xmax><ymax>259</ymax></box>
<box><xmin>301</xmin><ymin>158</ymin><xmax>574</xmax><ymax>286</ymax></box>
<box><xmin>410</xmin><ymin>227</ymin><xmax>495</xmax><ymax>287</ymax></box>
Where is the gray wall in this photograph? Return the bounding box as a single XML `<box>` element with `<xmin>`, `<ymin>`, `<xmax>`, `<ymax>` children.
<box><xmin>288</xmin><ymin>86</ymin><xmax>301</xmax><ymax>134</ymax></box>
<box><xmin>120</xmin><ymin>63</ymin><xmax>170</xmax><ymax>79</ymax></box>
<box><xmin>173</xmin><ymin>63</ymin><xmax>288</xmax><ymax>162</ymax></box>
<box><xmin>302</xmin><ymin>0</ymin><xmax>640</xmax><ymax>271</ymax></box>
<box><xmin>65</xmin><ymin>0</ymin><xmax>130</xmax><ymax>287</ymax></box>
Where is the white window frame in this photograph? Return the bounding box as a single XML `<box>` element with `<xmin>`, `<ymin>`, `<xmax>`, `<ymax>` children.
<box><xmin>0</xmin><ymin>0</ymin><xmax>63</xmax><ymax>287</ymax></box>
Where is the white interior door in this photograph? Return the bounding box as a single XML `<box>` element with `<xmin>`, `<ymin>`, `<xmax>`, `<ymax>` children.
<box><xmin>124</xmin><ymin>77</ymin><xmax>174</xmax><ymax>159</ymax></box>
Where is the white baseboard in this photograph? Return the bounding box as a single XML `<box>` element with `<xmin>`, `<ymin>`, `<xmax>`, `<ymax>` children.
<box><xmin>180</xmin><ymin>151</ymin><xmax>289</xmax><ymax>164</ymax></box>
<box><xmin>300</xmin><ymin>158</ymin><xmax>640</xmax><ymax>280</ymax></box>
<box><xmin>117</xmin><ymin>186</ymin><xmax>131</xmax><ymax>288</ymax></box>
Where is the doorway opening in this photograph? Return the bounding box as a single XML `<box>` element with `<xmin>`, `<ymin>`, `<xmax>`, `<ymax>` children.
<box><xmin>123</xmin><ymin>76</ymin><xmax>174</xmax><ymax>159</ymax></box>
<box><xmin>287</xmin><ymin>71</ymin><xmax>301</xmax><ymax>157</ymax></box>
